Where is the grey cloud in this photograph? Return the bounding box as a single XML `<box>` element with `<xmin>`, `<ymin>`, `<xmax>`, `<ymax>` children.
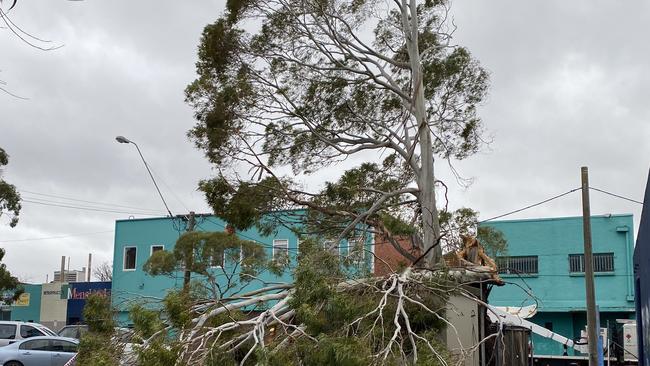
<box><xmin>1</xmin><ymin>0</ymin><xmax>648</xmax><ymax>280</ymax></box>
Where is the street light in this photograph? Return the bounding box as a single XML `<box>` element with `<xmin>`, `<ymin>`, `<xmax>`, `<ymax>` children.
<box><xmin>115</xmin><ymin>136</ymin><xmax>173</xmax><ymax>217</ymax></box>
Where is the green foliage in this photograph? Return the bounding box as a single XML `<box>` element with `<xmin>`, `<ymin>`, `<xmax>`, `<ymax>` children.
<box><xmin>77</xmin><ymin>294</ymin><xmax>118</xmax><ymax>366</ymax></box>
<box><xmin>477</xmin><ymin>225</ymin><xmax>508</xmax><ymax>258</ymax></box>
<box><xmin>135</xmin><ymin>338</ymin><xmax>181</xmax><ymax>366</ymax></box>
<box><xmin>0</xmin><ymin>248</ymin><xmax>20</xmax><ymax>298</ymax></box>
<box><xmin>440</xmin><ymin>207</ymin><xmax>508</xmax><ymax>256</ymax></box>
<box><xmin>77</xmin><ymin>332</ymin><xmax>119</xmax><ymax>366</ymax></box>
<box><xmin>84</xmin><ymin>293</ymin><xmax>115</xmax><ymax>335</ymax></box>
<box><xmin>143</xmin><ymin>230</ymin><xmax>267</xmax><ymax>285</ymax></box>
<box><xmin>129</xmin><ymin>304</ymin><xmax>164</xmax><ymax>339</ymax></box>
<box><xmin>198</xmin><ymin>176</ymin><xmax>286</xmax><ymax>235</ymax></box>
<box><xmin>162</xmin><ymin>289</ymin><xmax>193</xmax><ymax>329</ymax></box>
<box><xmin>185</xmin><ymin>0</ymin><xmax>490</xmax><ymax>248</ymax></box>
<box><xmin>142</xmin><ymin>250</ymin><xmax>176</xmax><ymax>275</ymax></box>
<box><xmin>0</xmin><ymin>147</ymin><xmax>20</xmax><ymax>228</ymax></box>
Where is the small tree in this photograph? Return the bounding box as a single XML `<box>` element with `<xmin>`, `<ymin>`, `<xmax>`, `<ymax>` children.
<box><xmin>0</xmin><ymin>148</ymin><xmax>21</xmax><ymax>301</ymax></box>
<box><xmin>143</xmin><ymin>231</ymin><xmax>269</xmax><ymax>299</ymax></box>
<box><xmin>77</xmin><ymin>293</ymin><xmax>119</xmax><ymax>366</ymax></box>
<box><xmin>94</xmin><ymin>261</ymin><xmax>113</xmax><ymax>282</ymax></box>
<box><xmin>0</xmin><ymin>148</ymin><xmax>20</xmax><ymax>227</ymax></box>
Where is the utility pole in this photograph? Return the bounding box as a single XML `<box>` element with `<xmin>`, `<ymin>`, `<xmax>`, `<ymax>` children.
<box><xmin>581</xmin><ymin>166</ymin><xmax>599</xmax><ymax>366</ymax></box>
<box><xmin>183</xmin><ymin>211</ymin><xmax>196</xmax><ymax>289</ymax></box>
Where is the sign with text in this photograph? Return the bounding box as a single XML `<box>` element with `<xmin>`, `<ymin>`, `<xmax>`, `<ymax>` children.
<box><xmin>67</xmin><ymin>282</ymin><xmax>111</xmax><ymax>300</ymax></box>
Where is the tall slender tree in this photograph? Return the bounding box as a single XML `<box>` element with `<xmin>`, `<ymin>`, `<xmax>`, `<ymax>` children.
<box><xmin>109</xmin><ymin>1</ymin><xmax>493</xmax><ymax>364</ymax></box>
<box><xmin>186</xmin><ymin>0</ymin><xmax>489</xmax><ymax>269</ymax></box>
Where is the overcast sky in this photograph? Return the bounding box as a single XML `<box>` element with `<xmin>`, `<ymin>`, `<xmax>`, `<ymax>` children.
<box><xmin>0</xmin><ymin>0</ymin><xmax>647</xmax><ymax>283</ymax></box>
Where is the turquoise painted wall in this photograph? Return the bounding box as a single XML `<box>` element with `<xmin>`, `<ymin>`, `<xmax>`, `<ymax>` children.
<box><xmin>483</xmin><ymin>214</ymin><xmax>636</xmax><ymax>356</ymax></box>
<box><xmin>10</xmin><ymin>284</ymin><xmax>42</xmax><ymax>323</ymax></box>
<box><xmin>112</xmin><ymin>214</ymin><xmax>373</xmax><ymax>324</ymax></box>
<box><xmin>485</xmin><ymin>214</ymin><xmax>635</xmax><ymax>311</ymax></box>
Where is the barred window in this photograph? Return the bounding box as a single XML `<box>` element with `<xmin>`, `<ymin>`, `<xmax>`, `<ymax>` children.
<box><xmin>569</xmin><ymin>253</ymin><xmax>614</xmax><ymax>273</ymax></box>
<box><xmin>496</xmin><ymin>256</ymin><xmax>538</xmax><ymax>275</ymax></box>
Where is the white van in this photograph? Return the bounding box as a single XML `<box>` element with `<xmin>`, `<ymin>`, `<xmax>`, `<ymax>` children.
<box><xmin>0</xmin><ymin>321</ymin><xmax>57</xmax><ymax>346</ymax></box>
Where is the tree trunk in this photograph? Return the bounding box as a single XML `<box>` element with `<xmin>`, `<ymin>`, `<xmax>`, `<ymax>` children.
<box><xmin>402</xmin><ymin>0</ymin><xmax>441</xmax><ymax>267</ymax></box>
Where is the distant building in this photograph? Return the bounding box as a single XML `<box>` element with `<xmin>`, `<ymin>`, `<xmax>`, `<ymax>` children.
<box><xmin>484</xmin><ymin>214</ymin><xmax>636</xmax><ymax>356</ymax></box>
<box><xmin>634</xmin><ymin>170</ymin><xmax>650</xmax><ymax>366</ymax></box>
<box><xmin>0</xmin><ymin>281</ymin><xmax>112</xmax><ymax>332</ymax></box>
<box><xmin>53</xmin><ymin>269</ymin><xmax>87</xmax><ymax>283</ymax></box>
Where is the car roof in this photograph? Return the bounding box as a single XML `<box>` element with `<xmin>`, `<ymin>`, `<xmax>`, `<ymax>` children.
<box><xmin>0</xmin><ymin>321</ymin><xmax>41</xmax><ymax>325</ymax></box>
<box><xmin>0</xmin><ymin>321</ymin><xmax>52</xmax><ymax>329</ymax></box>
<box><xmin>14</xmin><ymin>336</ymin><xmax>79</xmax><ymax>343</ymax></box>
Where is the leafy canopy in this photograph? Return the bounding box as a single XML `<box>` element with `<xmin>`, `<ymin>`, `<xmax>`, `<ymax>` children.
<box><xmin>186</xmin><ymin>0</ymin><xmax>490</xmax><ymax>266</ymax></box>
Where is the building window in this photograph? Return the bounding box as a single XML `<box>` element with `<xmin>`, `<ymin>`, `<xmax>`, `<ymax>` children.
<box><xmin>323</xmin><ymin>239</ymin><xmax>340</xmax><ymax>256</ymax></box>
<box><xmin>273</xmin><ymin>239</ymin><xmax>289</xmax><ymax>263</ymax></box>
<box><xmin>569</xmin><ymin>253</ymin><xmax>614</xmax><ymax>273</ymax></box>
<box><xmin>210</xmin><ymin>250</ymin><xmax>224</xmax><ymax>268</ymax></box>
<box><xmin>124</xmin><ymin>247</ymin><xmax>137</xmax><ymax>271</ymax></box>
<box><xmin>150</xmin><ymin>245</ymin><xmax>164</xmax><ymax>255</ymax></box>
<box><xmin>496</xmin><ymin>256</ymin><xmax>538</xmax><ymax>275</ymax></box>
<box><xmin>347</xmin><ymin>237</ymin><xmax>365</xmax><ymax>263</ymax></box>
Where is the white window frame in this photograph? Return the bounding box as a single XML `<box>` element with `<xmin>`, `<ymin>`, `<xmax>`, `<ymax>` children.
<box><xmin>323</xmin><ymin>239</ymin><xmax>340</xmax><ymax>256</ymax></box>
<box><xmin>348</xmin><ymin>236</ymin><xmax>366</xmax><ymax>263</ymax></box>
<box><xmin>150</xmin><ymin>244</ymin><xmax>164</xmax><ymax>256</ymax></box>
<box><xmin>123</xmin><ymin>246</ymin><xmax>137</xmax><ymax>271</ymax></box>
<box><xmin>370</xmin><ymin>234</ymin><xmax>375</xmax><ymax>273</ymax></box>
<box><xmin>273</xmin><ymin>239</ymin><xmax>289</xmax><ymax>262</ymax></box>
<box><xmin>210</xmin><ymin>249</ymin><xmax>225</xmax><ymax>268</ymax></box>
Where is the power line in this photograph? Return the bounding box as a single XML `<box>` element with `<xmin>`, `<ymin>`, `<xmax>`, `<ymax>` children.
<box><xmin>21</xmin><ymin>199</ymin><xmax>167</xmax><ymax>215</ymax></box>
<box><xmin>479</xmin><ymin>188</ymin><xmax>582</xmax><ymax>223</ymax></box>
<box><xmin>21</xmin><ymin>195</ymin><xmax>165</xmax><ymax>215</ymax></box>
<box><xmin>20</xmin><ymin>189</ymin><xmax>166</xmax><ymax>212</ymax></box>
<box><xmin>589</xmin><ymin>187</ymin><xmax>644</xmax><ymax>205</ymax></box>
<box><xmin>0</xmin><ymin>230</ymin><xmax>113</xmax><ymax>243</ymax></box>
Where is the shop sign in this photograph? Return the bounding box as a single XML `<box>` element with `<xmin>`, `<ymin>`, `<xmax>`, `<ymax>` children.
<box><xmin>14</xmin><ymin>293</ymin><xmax>30</xmax><ymax>307</ymax></box>
<box><xmin>67</xmin><ymin>287</ymin><xmax>111</xmax><ymax>300</ymax></box>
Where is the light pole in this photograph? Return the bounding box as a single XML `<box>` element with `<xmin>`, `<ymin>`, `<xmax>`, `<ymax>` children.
<box><xmin>115</xmin><ymin>136</ymin><xmax>173</xmax><ymax>217</ymax></box>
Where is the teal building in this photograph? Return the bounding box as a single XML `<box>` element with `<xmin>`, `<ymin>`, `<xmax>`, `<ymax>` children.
<box><xmin>112</xmin><ymin>214</ymin><xmax>374</xmax><ymax>323</ymax></box>
<box><xmin>8</xmin><ymin>284</ymin><xmax>42</xmax><ymax>323</ymax></box>
<box><xmin>484</xmin><ymin>214</ymin><xmax>636</xmax><ymax>356</ymax></box>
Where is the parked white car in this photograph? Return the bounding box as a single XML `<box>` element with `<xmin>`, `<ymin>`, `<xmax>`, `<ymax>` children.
<box><xmin>0</xmin><ymin>322</ymin><xmax>57</xmax><ymax>347</ymax></box>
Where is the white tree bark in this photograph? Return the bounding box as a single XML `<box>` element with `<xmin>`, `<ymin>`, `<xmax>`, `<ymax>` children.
<box><xmin>401</xmin><ymin>0</ymin><xmax>442</xmax><ymax>266</ymax></box>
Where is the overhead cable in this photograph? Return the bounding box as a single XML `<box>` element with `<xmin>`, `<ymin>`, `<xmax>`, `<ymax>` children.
<box><xmin>21</xmin><ymin>199</ymin><xmax>167</xmax><ymax>215</ymax></box>
<box><xmin>20</xmin><ymin>189</ymin><xmax>165</xmax><ymax>212</ymax></box>
<box><xmin>479</xmin><ymin>188</ymin><xmax>582</xmax><ymax>223</ymax></box>
<box><xmin>589</xmin><ymin>187</ymin><xmax>644</xmax><ymax>205</ymax></box>
<box><xmin>0</xmin><ymin>230</ymin><xmax>114</xmax><ymax>243</ymax></box>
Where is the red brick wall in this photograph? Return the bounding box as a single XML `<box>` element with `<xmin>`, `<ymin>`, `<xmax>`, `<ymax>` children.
<box><xmin>373</xmin><ymin>234</ymin><xmax>420</xmax><ymax>276</ymax></box>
